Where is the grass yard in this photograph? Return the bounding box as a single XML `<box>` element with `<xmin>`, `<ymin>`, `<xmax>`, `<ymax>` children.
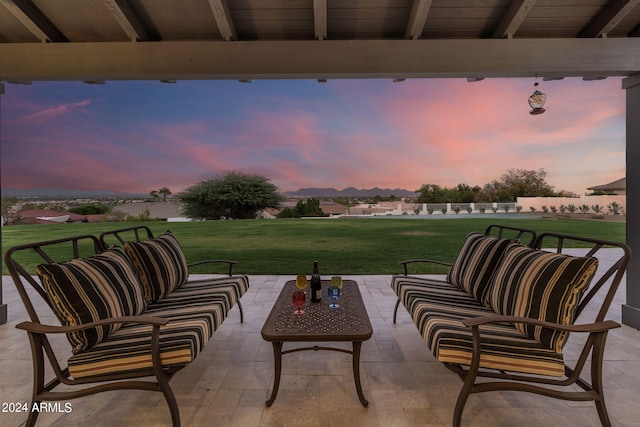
<box><xmin>1</xmin><ymin>217</ymin><xmax>625</xmax><ymax>275</ymax></box>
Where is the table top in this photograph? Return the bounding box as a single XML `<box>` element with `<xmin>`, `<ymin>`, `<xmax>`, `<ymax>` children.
<box><xmin>261</xmin><ymin>279</ymin><xmax>373</xmax><ymax>342</ymax></box>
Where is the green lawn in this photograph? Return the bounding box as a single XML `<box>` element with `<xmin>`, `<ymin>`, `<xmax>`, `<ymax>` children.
<box><xmin>1</xmin><ymin>217</ymin><xmax>625</xmax><ymax>275</ymax></box>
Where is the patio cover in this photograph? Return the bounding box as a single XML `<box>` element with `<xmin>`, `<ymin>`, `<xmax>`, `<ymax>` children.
<box><xmin>1</xmin><ymin>0</ymin><xmax>640</xmax><ymax>327</ymax></box>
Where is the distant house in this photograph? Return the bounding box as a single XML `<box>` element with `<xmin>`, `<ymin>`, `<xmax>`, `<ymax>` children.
<box><xmin>259</xmin><ymin>207</ymin><xmax>281</xmax><ymax>219</ymax></box>
<box><xmin>587</xmin><ymin>177</ymin><xmax>626</xmax><ymax>195</ymax></box>
<box><xmin>319</xmin><ymin>200</ymin><xmax>349</xmax><ymax>216</ymax></box>
<box><xmin>17</xmin><ymin>209</ymin><xmax>88</xmax><ymax>224</ymax></box>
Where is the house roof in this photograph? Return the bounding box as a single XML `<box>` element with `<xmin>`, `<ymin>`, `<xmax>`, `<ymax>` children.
<box><xmin>17</xmin><ymin>209</ymin><xmax>87</xmax><ymax>224</ymax></box>
<box><xmin>587</xmin><ymin>177</ymin><xmax>626</xmax><ymax>192</ymax></box>
<box><xmin>112</xmin><ymin>202</ymin><xmax>183</xmax><ymax>219</ymax></box>
<box><xmin>1</xmin><ymin>1</ymin><xmax>640</xmax><ymax>83</ymax></box>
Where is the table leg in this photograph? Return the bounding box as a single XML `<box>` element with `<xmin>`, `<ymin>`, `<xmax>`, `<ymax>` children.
<box><xmin>265</xmin><ymin>341</ymin><xmax>283</xmax><ymax>407</ymax></box>
<box><xmin>352</xmin><ymin>341</ymin><xmax>369</xmax><ymax>408</ymax></box>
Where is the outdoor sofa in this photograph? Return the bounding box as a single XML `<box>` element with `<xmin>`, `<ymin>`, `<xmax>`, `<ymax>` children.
<box><xmin>391</xmin><ymin>224</ymin><xmax>630</xmax><ymax>427</ymax></box>
<box><xmin>4</xmin><ymin>226</ymin><xmax>249</xmax><ymax>427</ymax></box>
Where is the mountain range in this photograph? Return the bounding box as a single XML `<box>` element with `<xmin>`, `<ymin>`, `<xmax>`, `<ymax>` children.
<box><xmin>1</xmin><ymin>188</ymin><xmax>145</xmax><ymax>198</ymax></box>
<box><xmin>2</xmin><ymin>187</ymin><xmax>419</xmax><ymax>199</ymax></box>
<box><xmin>283</xmin><ymin>187</ymin><xmax>419</xmax><ymax>198</ymax></box>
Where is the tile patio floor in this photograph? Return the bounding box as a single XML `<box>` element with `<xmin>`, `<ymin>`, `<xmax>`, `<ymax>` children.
<box><xmin>2</xmin><ymin>254</ymin><xmax>640</xmax><ymax>426</ymax></box>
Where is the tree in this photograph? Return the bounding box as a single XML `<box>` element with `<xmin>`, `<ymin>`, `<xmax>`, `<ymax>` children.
<box><xmin>179</xmin><ymin>171</ymin><xmax>284</xmax><ymax>220</ymax></box>
<box><xmin>150</xmin><ymin>187</ymin><xmax>172</xmax><ymax>202</ymax></box>
<box><xmin>1</xmin><ymin>197</ymin><xmax>18</xmax><ymax>225</ymax></box>
<box><xmin>158</xmin><ymin>187</ymin><xmax>172</xmax><ymax>202</ymax></box>
<box><xmin>416</xmin><ymin>183</ymin><xmax>480</xmax><ymax>203</ymax></box>
<box><xmin>416</xmin><ymin>184</ymin><xmax>447</xmax><ymax>203</ymax></box>
<box><xmin>483</xmin><ymin>168</ymin><xmax>555</xmax><ymax>202</ymax></box>
<box><xmin>277</xmin><ymin>198</ymin><xmax>325</xmax><ymax>218</ymax></box>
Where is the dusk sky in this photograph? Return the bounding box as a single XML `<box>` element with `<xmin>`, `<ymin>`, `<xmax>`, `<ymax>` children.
<box><xmin>1</xmin><ymin>77</ymin><xmax>626</xmax><ymax>196</ymax></box>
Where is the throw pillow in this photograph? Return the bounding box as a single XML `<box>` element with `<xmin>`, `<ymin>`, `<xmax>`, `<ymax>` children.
<box><xmin>447</xmin><ymin>232</ymin><xmax>519</xmax><ymax>302</ymax></box>
<box><xmin>124</xmin><ymin>231</ymin><xmax>189</xmax><ymax>302</ymax></box>
<box><xmin>36</xmin><ymin>246</ymin><xmax>146</xmax><ymax>354</ymax></box>
<box><xmin>486</xmin><ymin>245</ymin><xmax>598</xmax><ymax>352</ymax></box>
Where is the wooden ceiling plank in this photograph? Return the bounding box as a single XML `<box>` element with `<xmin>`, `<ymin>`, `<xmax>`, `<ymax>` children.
<box><xmin>0</xmin><ymin>0</ymin><xmax>66</xmax><ymax>42</ymax></box>
<box><xmin>492</xmin><ymin>0</ymin><xmax>538</xmax><ymax>39</ymax></box>
<box><xmin>208</xmin><ymin>0</ymin><xmax>237</xmax><ymax>41</ymax></box>
<box><xmin>405</xmin><ymin>0</ymin><xmax>433</xmax><ymax>39</ymax></box>
<box><xmin>2</xmin><ymin>39</ymin><xmax>639</xmax><ymax>81</ymax></box>
<box><xmin>103</xmin><ymin>0</ymin><xmax>149</xmax><ymax>42</ymax></box>
<box><xmin>579</xmin><ymin>0</ymin><xmax>640</xmax><ymax>38</ymax></box>
<box><xmin>313</xmin><ymin>0</ymin><xmax>327</xmax><ymax>40</ymax></box>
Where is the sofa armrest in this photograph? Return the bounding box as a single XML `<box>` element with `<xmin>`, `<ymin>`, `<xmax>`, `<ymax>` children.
<box><xmin>16</xmin><ymin>316</ymin><xmax>169</xmax><ymax>334</ymax></box>
<box><xmin>188</xmin><ymin>259</ymin><xmax>238</xmax><ymax>276</ymax></box>
<box><xmin>462</xmin><ymin>314</ymin><xmax>620</xmax><ymax>333</ymax></box>
<box><xmin>399</xmin><ymin>259</ymin><xmax>452</xmax><ymax>275</ymax></box>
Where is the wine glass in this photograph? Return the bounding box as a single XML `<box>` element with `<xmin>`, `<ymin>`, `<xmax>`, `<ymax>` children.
<box><xmin>293</xmin><ymin>275</ymin><xmax>307</xmax><ymax>314</ymax></box>
<box><xmin>331</xmin><ymin>276</ymin><xmax>343</xmax><ymax>289</ymax></box>
<box><xmin>296</xmin><ymin>275</ymin><xmax>307</xmax><ymax>290</ymax></box>
<box><xmin>328</xmin><ymin>276</ymin><xmax>342</xmax><ymax>309</ymax></box>
<box><xmin>292</xmin><ymin>290</ymin><xmax>306</xmax><ymax>315</ymax></box>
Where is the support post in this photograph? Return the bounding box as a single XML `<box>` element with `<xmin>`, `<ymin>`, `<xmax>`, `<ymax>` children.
<box><xmin>0</xmin><ymin>82</ymin><xmax>7</xmax><ymax>325</ymax></box>
<box><xmin>622</xmin><ymin>74</ymin><xmax>640</xmax><ymax>329</ymax></box>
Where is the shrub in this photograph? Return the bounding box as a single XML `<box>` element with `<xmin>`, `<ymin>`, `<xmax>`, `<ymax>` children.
<box><xmin>592</xmin><ymin>204</ymin><xmax>603</xmax><ymax>214</ymax></box>
<box><xmin>453</xmin><ymin>206</ymin><xmax>461</xmax><ymax>214</ymax></box>
<box><xmin>466</xmin><ymin>206</ymin><xmax>473</xmax><ymax>214</ymax></box>
<box><xmin>608</xmin><ymin>201</ymin><xmax>623</xmax><ymax>215</ymax></box>
<box><xmin>568</xmin><ymin>204</ymin><xmax>577</xmax><ymax>213</ymax></box>
<box><xmin>541</xmin><ymin>205</ymin><xmax>549</xmax><ymax>213</ymax></box>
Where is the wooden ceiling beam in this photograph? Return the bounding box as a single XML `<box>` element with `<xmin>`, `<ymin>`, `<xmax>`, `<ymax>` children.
<box><xmin>0</xmin><ymin>0</ymin><xmax>67</xmax><ymax>42</ymax></box>
<box><xmin>492</xmin><ymin>0</ymin><xmax>537</xmax><ymax>39</ymax></box>
<box><xmin>579</xmin><ymin>0</ymin><xmax>640</xmax><ymax>38</ymax></box>
<box><xmin>103</xmin><ymin>0</ymin><xmax>149</xmax><ymax>42</ymax></box>
<box><xmin>313</xmin><ymin>0</ymin><xmax>327</xmax><ymax>40</ymax></box>
<box><xmin>405</xmin><ymin>0</ymin><xmax>432</xmax><ymax>40</ymax></box>
<box><xmin>1</xmin><ymin>39</ymin><xmax>639</xmax><ymax>82</ymax></box>
<box><xmin>207</xmin><ymin>0</ymin><xmax>237</xmax><ymax>41</ymax></box>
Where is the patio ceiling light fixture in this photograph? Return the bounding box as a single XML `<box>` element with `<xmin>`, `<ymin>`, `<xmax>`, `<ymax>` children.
<box><xmin>528</xmin><ymin>79</ymin><xmax>546</xmax><ymax>115</ymax></box>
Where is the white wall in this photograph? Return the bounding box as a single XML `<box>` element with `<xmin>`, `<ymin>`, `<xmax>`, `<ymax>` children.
<box><xmin>517</xmin><ymin>195</ymin><xmax>626</xmax><ymax>214</ymax></box>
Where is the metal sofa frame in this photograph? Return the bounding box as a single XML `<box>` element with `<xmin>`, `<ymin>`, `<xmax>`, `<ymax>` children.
<box><xmin>5</xmin><ymin>227</ymin><xmax>247</xmax><ymax>427</ymax></box>
<box><xmin>392</xmin><ymin>226</ymin><xmax>630</xmax><ymax>427</ymax></box>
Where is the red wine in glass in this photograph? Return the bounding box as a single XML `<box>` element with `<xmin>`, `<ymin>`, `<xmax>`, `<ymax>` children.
<box><xmin>292</xmin><ymin>289</ymin><xmax>306</xmax><ymax>314</ymax></box>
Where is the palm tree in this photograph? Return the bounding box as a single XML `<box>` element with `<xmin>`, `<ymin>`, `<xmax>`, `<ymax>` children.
<box><xmin>158</xmin><ymin>187</ymin><xmax>172</xmax><ymax>202</ymax></box>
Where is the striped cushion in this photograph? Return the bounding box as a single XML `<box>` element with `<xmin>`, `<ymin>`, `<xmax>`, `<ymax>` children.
<box><xmin>125</xmin><ymin>231</ymin><xmax>188</xmax><ymax>302</ymax></box>
<box><xmin>446</xmin><ymin>233</ymin><xmax>518</xmax><ymax>301</ymax></box>
<box><xmin>67</xmin><ymin>275</ymin><xmax>250</xmax><ymax>379</ymax></box>
<box><xmin>486</xmin><ymin>246</ymin><xmax>598</xmax><ymax>352</ymax></box>
<box><xmin>36</xmin><ymin>247</ymin><xmax>146</xmax><ymax>354</ymax></box>
<box><xmin>68</xmin><ymin>303</ymin><xmax>217</xmax><ymax>378</ymax></box>
<box><xmin>393</xmin><ymin>275</ymin><xmax>566</xmax><ymax>376</ymax></box>
<box><xmin>147</xmin><ymin>275</ymin><xmax>250</xmax><ymax>311</ymax></box>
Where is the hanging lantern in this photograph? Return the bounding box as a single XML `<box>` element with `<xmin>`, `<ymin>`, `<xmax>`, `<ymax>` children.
<box><xmin>528</xmin><ymin>81</ymin><xmax>546</xmax><ymax>115</ymax></box>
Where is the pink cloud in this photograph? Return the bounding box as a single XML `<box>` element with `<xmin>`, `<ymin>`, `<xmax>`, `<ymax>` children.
<box><xmin>7</xmin><ymin>99</ymin><xmax>95</xmax><ymax>125</ymax></box>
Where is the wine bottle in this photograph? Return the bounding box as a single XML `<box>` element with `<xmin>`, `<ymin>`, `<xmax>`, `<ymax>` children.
<box><xmin>310</xmin><ymin>261</ymin><xmax>322</xmax><ymax>302</ymax></box>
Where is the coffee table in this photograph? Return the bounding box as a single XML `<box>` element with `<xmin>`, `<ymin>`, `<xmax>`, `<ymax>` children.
<box><xmin>261</xmin><ymin>279</ymin><xmax>373</xmax><ymax>407</ymax></box>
